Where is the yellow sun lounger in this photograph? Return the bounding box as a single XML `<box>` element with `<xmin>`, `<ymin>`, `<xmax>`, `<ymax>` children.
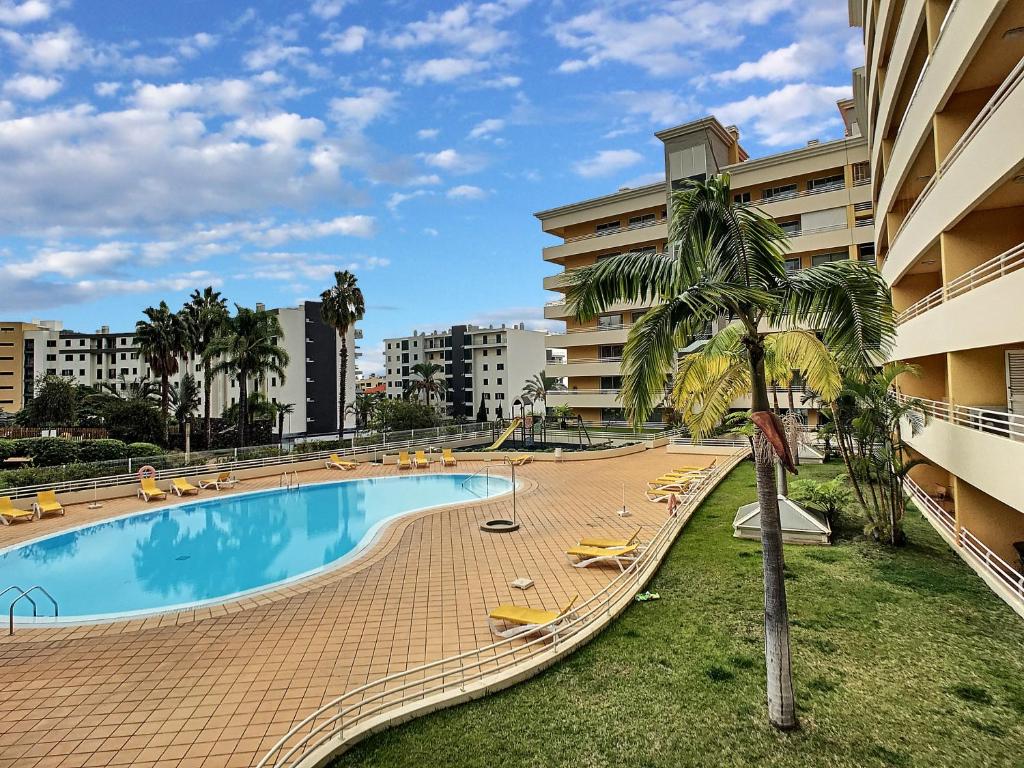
<box><xmin>198</xmin><ymin>471</ymin><xmax>237</xmax><ymax>490</ymax></box>
<box><xmin>507</xmin><ymin>454</ymin><xmax>533</xmax><ymax>466</ymax></box>
<box><xmin>33</xmin><ymin>490</ymin><xmax>64</xmax><ymax>518</ymax></box>
<box><xmin>326</xmin><ymin>454</ymin><xmax>358</xmax><ymax>470</ymax></box>
<box><xmin>441</xmin><ymin>447</ymin><xmax>457</xmax><ymax>466</ymax></box>
<box><xmin>414</xmin><ymin>450</ymin><xmax>429</xmax><ymax>468</ymax></box>
<box><xmin>397</xmin><ymin>451</ymin><xmax>413</xmax><ymax>470</ymax></box>
<box><xmin>171</xmin><ymin>477</ymin><xmax>199</xmax><ymax>496</ymax></box>
<box><xmin>488</xmin><ymin>594</ymin><xmax>579</xmax><ymax>638</ymax></box>
<box><xmin>0</xmin><ymin>496</ymin><xmax>34</xmax><ymax>525</ymax></box>
<box><xmin>578</xmin><ymin>525</ymin><xmax>643</xmax><ymax>549</ymax></box>
<box><xmin>566</xmin><ymin>544</ymin><xmax>640</xmax><ymax>571</ymax></box>
<box><xmin>138</xmin><ymin>477</ymin><xmax>167</xmax><ymax>501</ymax></box>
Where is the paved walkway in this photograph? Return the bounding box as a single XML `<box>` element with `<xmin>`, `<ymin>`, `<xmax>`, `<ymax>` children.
<box><xmin>0</xmin><ymin>450</ymin><xmax>732</xmax><ymax>768</ymax></box>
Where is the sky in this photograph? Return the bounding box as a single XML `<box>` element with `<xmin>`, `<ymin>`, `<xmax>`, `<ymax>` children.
<box><xmin>0</xmin><ymin>0</ymin><xmax>863</xmax><ymax>375</ymax></box>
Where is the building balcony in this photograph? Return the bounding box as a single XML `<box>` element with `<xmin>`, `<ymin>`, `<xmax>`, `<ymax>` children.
<box><xmin>547</xmin><ymin>358</ymin><xmax>623</xmax><ymax>378</ymax></box>
<box><xmin>543</xmin><ymin>299</ymin><xmax>647</xmax><ymax>321</ymax></box>
<box><xmin>545</xmin><ymin>388</ymin><xmax>624</xmax><ymax>409</ymax></box>
<box><xmin>546</xmin><ymin>325</ymin><xmax>631</xmax><ymax>348</ymax></box>
<box><xmin>898</xmin><ymin>393</ymin><xmax>1024</xmax><ymax>514</ymax></box>
<box><xmin>542</xmin><ymin>220</ymin><xmax>667</xmax><ymax>262</ymax></box>
<box><xmin>894</xmin><ymin>242</ymin><xmax>1024</xmax><ymax>359</ymax></box>
<box><xmin>884</xmin><ymin>59</ymin><xmax>1024</xmax><ymax>284</ymax></box>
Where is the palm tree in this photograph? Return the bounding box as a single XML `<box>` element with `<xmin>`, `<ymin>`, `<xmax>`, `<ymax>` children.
<box><xmin>522</xmin><ymin>371</ymin><xmax>561</xmax><ymax>417</ymax></box>
<box><xmin>169</xmin><ymin>372</ymin><xmax>202</xmax><ymax>447</ymax></box>
<box><xmin>345</xmin><ymin>393</ymin><xmax>376</xmax><ymax>430</ymax></box>
<box><xmin>135</xmin><ymin>302</ymin><xmax>189</xmax><ymax>445</ymax></box>
<box><xmin>566</xmin><ymin>174</ymin><xmax>893</xmax><ymax>730</ymax></box>
<box><xmin>320</xmin><ymin>271</ymin><xmax>365</xmax><ymax>439</ymax></box>
<box><xmin>204</xmin><ymin>305</ymin><xmax>289</xmax><ymax>447</ymax></box>
<box><xmin>182</xmin><ymin>287</ymin><xmax>229</xmax><ymax>449</ymax></box>
<box><xmin>275</xmin><ymin>402</ymin><xmax>295</xmax><ymax>445</ymax></box>
<box><xmin>406</xmin><ymin>362</ymin><xmax>448</xmax><ymax>408</ymax></box>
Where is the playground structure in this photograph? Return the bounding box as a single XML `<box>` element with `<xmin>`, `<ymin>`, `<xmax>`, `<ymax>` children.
<box><xmin>485</xmin><ymin>414</ymin><xmax>598</xmax><ymax>452</ymax></box>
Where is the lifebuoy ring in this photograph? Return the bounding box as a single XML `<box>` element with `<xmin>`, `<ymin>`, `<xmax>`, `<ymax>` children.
<box><xmin>138</xmin><ymin>465</ymin><xmax>157</xmax><ymax>480</ymax></box>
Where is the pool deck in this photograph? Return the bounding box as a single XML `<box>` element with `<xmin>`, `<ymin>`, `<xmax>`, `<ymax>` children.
<box><xmin>0</xmin><ymin>450</ymin><xmax>734</xmax><ymax>768</ymax></box>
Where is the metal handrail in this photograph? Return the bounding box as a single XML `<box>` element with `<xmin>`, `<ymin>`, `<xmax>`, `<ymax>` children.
<box><xmin>895</xmin><ymin>241</ymin><xmax>1024</xmax><ymax>325</ymax></box>
<box><xmin>460</xmin><ymin>466</ymin><xmax>492</xmax><ymax>498</ymax></box>
<box><xmin>1</xmin><ymin>586</ymin><xmax>37</xmax><ymax>618</ymax></box>
<box><xmin>559</xmin><ymin>217</ymin><xmax>667</xmax><ymax>245</ymax></box>
<box><xmin>256</xmin><ymin>450</ymin><xmax>746</xmax><ymax>767</ymax></box>
<box><xmin>9</xmin><ymin>585</ymin><xmax>58</xmax><ymax>635</ymax></box>
<box><xmin>737</xmin><ymin>181</ymin><xmax>846</xmax><ymax>207</ymax></box>
<box><xmin>895</xmin><ymin>392</ymin><xmax>1024</xmax><ymax>442</ymax></box>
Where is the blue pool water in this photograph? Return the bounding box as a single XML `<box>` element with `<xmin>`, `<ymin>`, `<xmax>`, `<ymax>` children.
<box><xmin>1</xmin><ymin>474</ymin><xmax>510</xmax><ymax>621</ymax></box>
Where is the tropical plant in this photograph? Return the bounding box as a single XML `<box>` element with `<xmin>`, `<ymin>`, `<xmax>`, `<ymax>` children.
<box><xmin>181</xmin><ymin>286</ymin><xmax>229</xmax><ymax>448</ymax></box>
<box><xmin>97</xmin><ymin>375</ymin><xmax>159</xmax><ymax>403</ymax></box>
<box><xmin>204</xmin><ymin>305</ymin><xmax>289</xmax><ymax>447</ymax></box>
<box><xmin>476</xmin><ymin>396</ymin><xmax>487</xmax><ymax>423</ymax></box>
<box><xmin>275</xmin><ymin>402</ymin><xmax>295</xmax><ymax>444</ymax></box>
<box><xmin>405</xmin><ymin>362</ymin><xmax>448</xmax><ymax>407</ymax></box>
<box><xmin>551</xmin><ymin>403</ymin><xmax>573</xmax><ymax>428</ymax></box>
<box><xmin>565</xmin><ymin>173</ymin><xmax>893</xmax><ymax>730</ymax></box>
<box><xmin>369</xmin><ymin>398</ymin><xmax>437</xmax><ymax>432</ymax></box>
<box><xmin>789</xmin><ymin>476</ymin><xmax>852</xmax><ymax>528</ymax></box>
<box><xmin>522</xmin><ymin>371</ymin><xmax>561</xmax><ymax>416</ymax></box>
<box><xmin>135</xmin><ymin>301</ymin><xmax>189</xmax><ymax>444</ymax></box>
<box><xmin>345</xmin><ymin>394</ymin><xmax>376</xmax><ymax>430</ymax></box>
<box><xmin>16</xmin><ymin>375</ymin><xmax>79</xmax><ymax>426</ymax></box>
<box><xmin>102</xmin><ymin>399</ymin><xmax>165</xmax><ymax>445</ymax></box>
<box><xmin>320</xmin><ymin>270</ymin><xmax>365</xmax><ymax>438</ymax></box>
<box><xmin>169</xmin><ymin>372</ymin><xmax>202</xmax><ymax>442</ymax></box>
<box><xmin>830</xmin><ymin>363</ymin><xmax>926</xmax><ymax>545</ymax></box>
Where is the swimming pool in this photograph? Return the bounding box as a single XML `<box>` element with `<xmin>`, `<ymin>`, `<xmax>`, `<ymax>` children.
<box><xmin>1</xmin><ymin>473</ymin><xmax>512</xmax><ymax>622</ymax></box>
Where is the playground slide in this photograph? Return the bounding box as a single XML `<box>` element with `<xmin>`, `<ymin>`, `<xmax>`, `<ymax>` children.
<box><xmin>484</xmin><ymin>418</ymin><xmax>522</xmax><ymax>451</ymax></box>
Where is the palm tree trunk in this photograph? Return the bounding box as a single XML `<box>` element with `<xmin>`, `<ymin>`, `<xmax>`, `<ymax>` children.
<box><xmin>747</xmin><ymin>337</ymin><xmax>797</xmax><ymax>730</ymax></box>
<box><xmin>338</xmin><ymin>336</ymin><xmax>348</xmax><ymax>441</ymax></box>
<box><xmin>238</xmin><ymin>373</ymin><xmax>248</xmax><ymax>448</ymax></box>
<box><xmin>787</xmin><ymin>385</ymin><xmax>800</xmax><ymax>466</ymax></box>
<box><xmin>203</xmin><ymin>361</ymin><xmax>212</xmax><ymax>450</ymax></box>
<box><xmin>830</xmin><ymin>402</ymin><xmax>868</xmax><ymax>511</ymax></box>
<box><xmin>161</xmin><ymin>373</ymin><xmax>170</xmax><ymax>445</ymax></box>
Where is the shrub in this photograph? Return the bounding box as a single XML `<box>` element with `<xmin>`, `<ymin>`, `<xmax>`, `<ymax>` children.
<box><xmin>78</xmin><ymin>439</ymin><xmax>129</xmax><ymax>463</ymax></box>
<box><xmin>24</xmin><ymin>437</ymin><xmax>80</xmax><ymax>467</ymax></box>
<box><xmin>104</xmin><ymin>399</ymin><xmax>165</xmax><ymax>445</ymax></box>
<box><xmin>126</xmin><ymin>442</ymin><xmax>164</xmax><ymax>459</ymax></box>
<box><xmin>789</xmin><ymin>476</ymin><xmax>852</xmax><ymax>527</ymax></box>
<box><xmin>0</xmin><ymin>439</ymin><xmax>17</xmax><ymax>461</ymax></box>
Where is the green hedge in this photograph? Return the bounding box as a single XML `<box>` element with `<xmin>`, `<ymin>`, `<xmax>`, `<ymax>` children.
<box><xmin>78</xmin><ymin>439</ymin><xmax>129</xmax><ymax>463</ymax></box>
<box><xmin>126</xmin><ymin>442</ymin><xmax>164</xmax><ymax>459</ymax></box>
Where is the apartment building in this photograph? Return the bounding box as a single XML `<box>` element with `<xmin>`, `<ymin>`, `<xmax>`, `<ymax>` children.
<box><xmin>383</xmin><ymin>324</ymin><xmax>546</xmax><ymax>419</ymax></box>
<box><xmin>851</xmin><ymin>0</ymin><xmax>1024</xmax><ymax>613</ymax></box>
<box><xmin>357</xmin><ymin>374</ymin><xmax>386</xmax><ymax>395</ymax></box>
<box><xmin>537</xmin><ymin>104</ymin><xmax>874</xmax><ymax>425</ymax></box>
<box><xmin>0</xmin><ymin>301</ymin><xmax>357</xmax><ymax>436</ymax></box>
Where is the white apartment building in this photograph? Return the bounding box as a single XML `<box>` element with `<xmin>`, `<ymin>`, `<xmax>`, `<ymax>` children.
<box><xmin>1</xmin><ymin>300</ymin><xmax>356</xmax><ymax>437</ymax></box>
<box><xmin>383</xmin><ymin>323</ymin><xmax>547</xmax><ymax>419</ymax></box>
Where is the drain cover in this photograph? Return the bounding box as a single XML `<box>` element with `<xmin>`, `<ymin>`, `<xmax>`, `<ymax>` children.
<box><xmin>175</xmin><ymin>555</ymin><xmax>191</xmax><ymax>561</ymax></box>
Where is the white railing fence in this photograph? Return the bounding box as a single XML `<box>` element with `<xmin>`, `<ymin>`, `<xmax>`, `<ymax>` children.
<box><xmin>895</xmin><ymin>391</ymin><xmax>1024</xmax><ymax>443</ymax></box>
<box><xmin>256</xmin><ymin>448</ymin><xmax>748</xmax><ymax>768</ymax></box>
<box><xmin>903</xmin><ymin>475</ymin><xmax>1023</xmax><ymax>603</ymax></box>
<box><xmin>560</xmin><ymin>217</ymin><xmax>667</xmax><ymax>245</ymax></box>
<box><xmin>895</xmin><ymin>241</ymin><xmax>1024</xmax><ymax>325</ymax></box>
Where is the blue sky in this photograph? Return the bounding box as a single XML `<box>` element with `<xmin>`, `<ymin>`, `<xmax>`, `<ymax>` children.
<box><xmin>0</xmin><ymin>0</ymin><xmax>861</xmax><ymax>374</ymax></box>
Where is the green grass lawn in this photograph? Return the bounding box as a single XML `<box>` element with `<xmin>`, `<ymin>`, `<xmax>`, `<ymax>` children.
<box><xmin>332</xmin><ymin>461</ymin><xmax>1024</xmax><ymax>768</ymax></box>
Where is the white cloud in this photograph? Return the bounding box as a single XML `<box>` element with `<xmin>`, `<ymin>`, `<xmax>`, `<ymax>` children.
<box><xmin>131</xmin><ymin>78</ymin><xmax>256</xmax><ymax>114</ymax></box>
<box><xmin>423</xmin><ymin>227</ymin><xmax>439</xmax><ymax>236</ymax></box>
<box><xmin>3</xmin><ymin>73</ymin><xmax>61</xmax><ymax>100</ymax></box>
<box><xmin>253</xmin><ymin>215</ymin><xmax>376</xmax><ymax>246</ymax></box>
<box><xmin>322</xmin><ymin>25</ymin><xmax>367</xmax><ymax>54</ymax></box>
<box><xmin>0</xmin><ymin>25</ymin><xmax>82</xmax><ymax>71</ymax></box>
<box><xmin>330</xmin><ymin>87</ymin><xmax>397</xmax><ymax>130</ymax></box>
<box><xmin>446</xmin><ymin>184</ymin><xmax>487</xmax><ymax>200</ymax></box>
<box><xmin>482</xmin><ymin>74</ymin><xmax>522</xmax><ymax>89</ymax></box>
<box><xmin>468</xmin><ymin>118</ymin><xmax>504</xmax><ymax>139</ymax></box>
<box><xmin>243</xmin><ymin>41</ymin><xmax>311</xmax><ymax>71</ymax></box>
<box><xmin>0</xmin><ymin>0</ymin><xmax>52</xmax><ymax>25</ymax></box>
<box><xmin>232</xmin><ymin>112</ymin><xmax>325</xmax><ymax>146</ymax></box>
<box><xmin>387</xmin><ymin>189</ymin><xmax>431</xmax><ymax>211</ymax></box>
<box><xmin>93</xmin><ymin>81</ymin><xmax>121</xmax><ymax>97</ymax></box>
<box><xmin>382</xmin><ymin>1</ymin><xmax>528</xmax><ymax>57</ymax></box>
<box><xmin>712</xmin><ymin>82</ymin><xmax>851</xmax><ymax>146</ymax></box>
<box><xmin>421</xmin><ymin>147</ymin><xmax>484</xmax><ymax>173</ymax></box>
<box><xmin>310</xmin><ymin>0</ymin><xmax>347</xmax><ymax>20</ymax></box>
<box><xmin>709</xmin><ymin>41</ymin><xmax>829</xmax><ymax>84</ymax></box>
<box><xmin>177</xmin><ymin>32</ymin><xmax>219</xmax><ymax>59</ymax></box>
<box><xmin>572</xmin><ymin>148</ymin><xmax>643</xmax><ymax>178</ymax></box>
<box><xmin>416</xmin><ymin>127</ymin><xmax>439</xmax><ymax>140</ymax></box>
<box><xmin>552</xmin><ymin>1</ymin><xmax>795</xmax><ymax>77</ymax></box>
<box><xmin>405</xmin><ymin>57</ymin><xmax>487</xmax><ymax>84</ymax></box>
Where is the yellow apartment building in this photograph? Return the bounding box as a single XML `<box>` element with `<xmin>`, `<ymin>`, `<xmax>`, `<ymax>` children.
<box><xmin>0</xmin><ymin>321</ymin><xmax>46</xmax><ymax>414</ymax></box>
<box><xmin>851</xmin><ymin>0</ymin><xmax>1024</xmax><ymax>615</ymax></box>
<box><xmin>536</xmin><ymin>103</ymin><xmax>874</xmax><ymax>426</ymax></box>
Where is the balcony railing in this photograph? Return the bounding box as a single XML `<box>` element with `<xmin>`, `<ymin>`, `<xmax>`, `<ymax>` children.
<box><xmin>896</xmin><ymin>391</ymin><xmax>1024</xmax><ymax>442</ymax></box>
<box><xmin>553</xmin><ymin>356</ymin><xmax>624</xmax><ymax>364</ymax></box>
<box><xmin>779</xmin><ymin>221</ymin><xmax>848</xmax><ymax>239</ymax></box>
<box><xmin>892</xmin><ymin>55</ymin><xmax>1024</xmax><ymax>248</ymax></box>
<box><xmin>739</xmin><ymin>181</ymin><xmax>846</xmax><ymax>207</ymax></box>
<box><xmin>895</xmin><ymin>241</ymin><xmax>1024</xmax><ymax>325</ymax></box>
<box><xmin>554</xmin><ymin>323</ymin><xmax>631</xmax><ymax>335</ymax></box>
<box><xmin>903</xmin><ymin>475</ymin><xmax>1023</xmax><ymax>606</ymax></box>
<box><xmin>561</xmin><ymin>217</ymin><xmax>667</xmax><ymax>245</ymax></box>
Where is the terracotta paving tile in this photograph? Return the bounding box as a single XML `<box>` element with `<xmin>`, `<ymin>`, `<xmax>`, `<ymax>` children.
<box><xmin>1</xmin><ymin>452</ymin><xmax>732</xmax><ymax>767</ymax></box>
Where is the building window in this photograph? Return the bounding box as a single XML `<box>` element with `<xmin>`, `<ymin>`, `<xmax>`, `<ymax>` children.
<box><xmin>496</xmin><ymin>378</ymin><xmax>502</xmax><ymax>385</ymax></box>
<box><xmin>496</xmin><ymin>349</ymin><xmax>501</xmax><ymax>356</ymax></box>
<box><xmin>61</xmin><ymin>369</ymin><xmax>73</xmax><ymax>376</ymax></box>
<box><xmin>495</xmin><ymin>392</ymin><xmax>504</xmax><ymax>400</ymax></box>
<box><xmin>595</xmin><ymin>220</ymin><xmax>621</xmax><ymax>234</ymax></box>
<box><xmin>762</xmin><ymin>184</ymin><xmax>797</xmax><ymax>201</ymax></box>
<box><xmin>858</xmin><ymin>243</ymin><xmax>876</xmax><ymax>265</ymax></box>
<box><xmin>733</xmin><ymin>191</ymin><xmax>751</xmax><ymax>205</ymax></box>
<box><xmin>483</xmin><ymin>379</ymin><xmax>488</xmax><ymax>386</ymax></box>
<box><xmin>496</xmin><ymin>363</ymin><xmax>504</xmax><ymax>370</ymax></box>
<box><xmin>46</xmin><ymin>354</ymin><xmax>56</xmax><ymax>361</ymax></box>
<box><xmin>779</xmin><ymin>220</ymin><xmax>801</xmax><ymax>236</ymax></box>
<box><xmin>46</xmin><ymin>340</ymin><xmax>56</xmax><ymax>347</ymax></box>
<box><xmin>627</xmin><ymin>213</ymin><xmax>656</xmax><ymax>227</ymax></box>
<box><xmin>808</xmin><ymin>174</ymin><xmax>844</xmax><ymax>192</ymax></box>
<box><xmin>600</xmin><ymin>376</ymin><xmax>623</xmax><ymax>389</ymax></box>
<box><xmin>784</xmin><ymin>257</ymin><xmax>802</xmax><ymax>273</ymax></box>
<box><xmin>598</xmin><ymin>314</ymin><xmax>622</xmax><ymax>329</ymax></box>
<box><xmin>811</xmin><ymin>251</ymin><xmax>846</xmax><ymax>266</ymax></box>
<box><xmin>79</xmin><ymin>369</ymin><xmax>85</xmax><ymax>376</ymax></box>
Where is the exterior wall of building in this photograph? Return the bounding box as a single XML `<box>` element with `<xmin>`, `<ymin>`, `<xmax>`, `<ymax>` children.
<box><xmin>0</xmin><ymin>321</ymin><xmax>45</xmax><ymax>414</ymax></box>
<box><xmin>538</xmin><ymin>106</ymin><xmax>874</xmax><ymax>425</ymax></box>
<box><xmin>853</xmin><ymin>0</ymin><xmax>1024</xmax><ymax>594</ymax></box>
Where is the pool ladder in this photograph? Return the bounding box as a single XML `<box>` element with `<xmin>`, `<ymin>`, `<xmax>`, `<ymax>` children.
<box><xmin>3</xmin><ymin>585</ymin><xmax>58</xmax><ymax>635</ymax></box>
<box><xmin>279</xmin><ymin>471</ymin><xmax>299</xmax><ymax>490</ymax></box>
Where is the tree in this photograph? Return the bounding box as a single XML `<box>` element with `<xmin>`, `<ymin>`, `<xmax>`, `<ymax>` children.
<box><xmin>789</xmin><ymin>476</ymin><xmax>852</xmax><ymax>529</ymax></box>
<box><xmin>170</xmin><ymin>373</ymin><xmax>202</xmax><ymax>443</ymax></box>
<box><xmin>275</xmin><ymin>402</ymin><xmax>295</xmax><ymax>444</ymax></box>
<box><xmin>369</xmin><ymin>398</ymin><xmax>437</xmax><ymax>432</ymax></box>
<box><xmin>476</xmin><ymin>396</ymin><xmax>487</xmax><ymax>423</ymax></box>
<box><xmin>320</xmin><ymin>271</ymin><xmax>365</xmax><ymax>439</ymax></box>
<box><xmin>204</xmin><ymin>305</ymin><xmax>289</xmax><ymax>448</ymax></box>
<box><xmin>345</xmin><ymin>394</ymin><xmax>375</xmax><ymax>430</ymax></box>
<box><xmin>103</xmin><ymin>398</ymin><xmax>165</xmax><ymax>445</ymax></box>
<box><xmin>566</xmin><ymin>173</ymin><xmax>893</xmax><ymax>730</ymax></box>
<box><xmin>136</xmin><ymin>301</ymin><xmax>189</xmax><ymax>445</ymax></box>
<box><xmin>406</xmin><ymin>362</ymin><xmax>448</xmax><ymax>408</ymax></box>
<box><xmin>182</xmin><ymin>287</ymin><xmax>229</xmax><ymax>449</ymax></box>
<box><xmin>17</xmin><ymin>375</ymin><xmax>79</xmax><ymax>426</ymax></box>
<box><xmin>522</xmin><ymin>371</ymin><xmax>561</xmax><ymax>416</ymax></box>
<box><xmin>830</xmin><ymin>363</ymin><xmax>926</xmax><ymax>545</ymax></box>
